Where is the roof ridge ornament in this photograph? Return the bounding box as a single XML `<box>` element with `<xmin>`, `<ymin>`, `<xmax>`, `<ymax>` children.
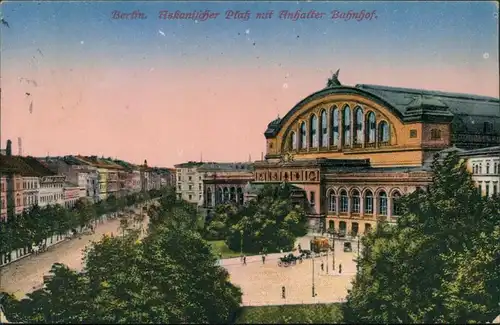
<box><xmin>326</xmin><ymin>69</ymin><xmax>342</xmax><ymax>88</ymax></box>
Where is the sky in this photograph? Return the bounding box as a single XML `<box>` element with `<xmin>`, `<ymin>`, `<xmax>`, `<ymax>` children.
<box><xmin>1</xmin><ymin>1</ymin><xmax>498</xmax><ymax>167</ymax></box>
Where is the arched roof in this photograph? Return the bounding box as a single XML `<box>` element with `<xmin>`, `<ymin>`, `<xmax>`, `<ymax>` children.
<box><xmin>265</xmin><ymin>83</ymin><xmax>500</xmax><ymax>138</ymax></box>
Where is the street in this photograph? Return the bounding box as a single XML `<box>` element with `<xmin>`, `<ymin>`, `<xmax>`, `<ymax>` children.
<box><xmin>0</xmin><ymin>213</ymin><xmax>149</xmax><ymax>299</ymax></box>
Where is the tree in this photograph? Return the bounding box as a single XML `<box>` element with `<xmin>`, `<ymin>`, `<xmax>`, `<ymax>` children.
<box><xmin>343</xmin><ymin>152</ymin><xmax>500</xmax><ymax>324</ymax></box>
<box><xmin>2</xmin><ymin>192</ymin><xmax>242</xmax><ymax>324</ymax></box>
<box><xmin>214</xmin><ymin>184</ymin><xmax>308</xmax><ymax>254</ymax></box>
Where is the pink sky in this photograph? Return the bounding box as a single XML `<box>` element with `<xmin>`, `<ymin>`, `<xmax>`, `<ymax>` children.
<box><xmin>1</xmin><ymin>63</ymin><xmax>498</xmax><ymax>167</ymax></box>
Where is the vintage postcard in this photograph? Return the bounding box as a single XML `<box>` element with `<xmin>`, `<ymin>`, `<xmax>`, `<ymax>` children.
<box><xmin>0</xmin><ymin>1</ymin><xmax>499</xmax><ymax>324</ymax></box>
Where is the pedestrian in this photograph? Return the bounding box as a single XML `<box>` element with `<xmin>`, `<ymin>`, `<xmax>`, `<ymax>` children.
<box><xmin>262</xmin><ymin>254</ymin><xmax>265</xmax><ymax>264</ymax></box>
<box><xmin>282</xmin><ymin>286</ymin><xmax>286</xmax><ymax>299</ymax></box>
<box><xmin>339</xmin><ymin>263</ymin><xmax>342</xmax><ymax>274</ymax></box>
<box><xmin>321</xmin><ymin>261</ymin><xmax>324</xmax><ymax>271</ymax></box>
<box><xmin>243</xmin><ymin>255</ymin><xmax>247</xmax><ymax>265</ymax></box>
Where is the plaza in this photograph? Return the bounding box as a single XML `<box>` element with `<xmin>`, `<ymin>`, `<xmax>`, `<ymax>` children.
<box><xmin>224</xmin><ymin>236</ymin><xmax>359</xmax><ymax>306</ymax></box>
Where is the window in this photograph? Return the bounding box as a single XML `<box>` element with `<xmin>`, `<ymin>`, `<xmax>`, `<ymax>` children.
<box><xmin>188</xmin><ymin>176</ymin><xmax>192</xmax><ymax>181</ymax></box>
<box><xmin>493</xmin><ymin>182</ymin><xmax>498</xmax><ymax>196</ymax></box>
<box><xmin>485</xmin><ymin>182</ymin><xmax>490</xmax><ymax>197</ymax></box>
<box><xmin>223</xmin><ymin>188</ymin><xmax>229</xmax><ymax>202</ymax></box>
<box><xmin>364</xmin><ymin>190</ymin><xmax>373</xmax><ymax>214</ymax></box>
<box><xmin>343</xmin><ymin>105</ymin><xmax>351</xmax><ymax>146</ymax></box>
<box><xmin>340</xmin><ymin>190</ymin><xmax>348</xmax><ymax>213</ymax></box>
<box><xmin>188</xmin><ymin>194</ymin><xmax>192</xmax><ymax>200</ymax></box>
<box><xmin>486</xmin><ymin>163</ymin><xmax>490</xmax><ymax>174</ymax></box>
<box><xmin>495</xmin><ymin>162</ymin><xmax>499</xmax><ymax>174</ymax></box>
<box><xmin>329</xmin><ymin>191</ymin><xmax>336</xmax><ymax>212</ymax></box>
<box><xmin>310</xmin><ymin>191</ymin><xmax>315</xmax><ymax>206</ymax></box>
<box><xmin>230</xmin><ymin>187</ymin><xmax>236</xmax><ymax>202</ymax></box>
<box><xmin>366</xmin><ymin>112</ymin><xmax>376</xmax><ymax>144</ymax></box>
<box><xmin>320</xmin><ymin>110</ymin><xmax>328</xmax><ymax>147</ymax></box>
<box><xmin>290</xmin><ymin>131</ymin><xmax>297</xmax><ymax>150</ymax></box>
<box><xmin>484</xmin><ymin>122</ymin><xmax>494</xmax><ymax>134</ymax></box>
<box><xmin>351</xmin><ymin>190</ymin><xmax>360</xmax><ymax>213</ymax></box>
<box><xmin>1</xmin><ymin>198</ymin><xmax>5</xmax><ymax>209</ymax></box>
<box><xmin>328</xmin><ymin>220</ymin><xmax>334</xmax><ymax>230</ymax></box>
<box><xmin>331</xmin><ymin>107</ymin><xmax>339</xmax><ymax>146</ymax></box>
<box><xmin>300</xmin><ymin>122</ymin><xmax>307</xmax><ymax>149</ymax></box>
<box><xmin>410</xmin><ymin>129</ymin><xmax>417</xmax><ymax>138</ymax></box>
<box><xmin>378</xmin><ymin>121</ymin><xmax>390</xmax><ymax>143</ymax></box>
<box><xmin>430</xmin><ymin>129</ymin><xmax>441</xmax><ymax>140</ymax></box>
<box><xmin>392</xmin><ymin>191</ymin><xmax>402</xmax><ymax>216</ymax></box>
<box><xmin>188</xmin><ymin>185</ymin><xmax>192</xmax><ymax>190</ymax></box>
<box><xmin>354</xmin><ymin>106</ymin><xmax>363</xmax><ymax>144</ymax></box>
<box><xmin>310</xmin><ymin>114</ymin><xmax>318</xmax><ymax>148</ymax></box>
<box><xmin>364</xmin><ymin>223</ymin><xmax>372</xmax><ymax>234</ymax></box>
<box><xmin>379</xmin><ymin>191</ymin><xmax>388</xmax><ymax>215</ymax></box>
<box><xmin>351</xmin><ymin>222</ymin><xmax>359</xmax><ymax>236</ymax></box>
<box><xmin>199</xmin><ymin>183</ymin><xmax>202</xmax><ymax>190</ymax></box>
<box><xmin>339</xmin><ymin>221</ymin><xmax>347</xmax><ymax>235</ymax></box>
<box><xmin>479</xmin><ymin>164</ymin><xmax>483</xmax><ymax>174</ymax></box>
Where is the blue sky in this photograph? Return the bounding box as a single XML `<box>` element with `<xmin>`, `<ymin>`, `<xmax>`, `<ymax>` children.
<box><xmin>2</xmin><ymin>1</ymin><xmax>498</xmax><ymax>68</ymax></box>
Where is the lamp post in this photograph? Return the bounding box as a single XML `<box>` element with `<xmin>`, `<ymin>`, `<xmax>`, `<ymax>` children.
<box><xmin>312</xmin><ymin>243</ymin><xmax>316</xmax><ymax>298</ymax></box>
<box><xmin>357</xmin><ymin>235</ymin><xmax>361</xmax><ymax>272</ymax></box>
<box><xmin>240</xmin><ymin>229</ymin><xmax>243</xmax><ymax>256</ymax></box>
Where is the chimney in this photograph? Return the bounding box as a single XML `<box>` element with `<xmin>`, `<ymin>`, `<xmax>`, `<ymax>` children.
<box><xmin>6</xmin><ymin>140</ymin><xmax>12</xmax><ymax>156</ymax></box>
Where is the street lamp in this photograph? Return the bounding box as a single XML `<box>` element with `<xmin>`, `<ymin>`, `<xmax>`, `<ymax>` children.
<box><xmin>311</xmin><ymin>239</ymin><xmax>317</xmax><ymax>297</ymax></box>
<box><xmin>240</xmin><ymin>229</ymin><xmax>244</xmax><ymax>256</ymax></box>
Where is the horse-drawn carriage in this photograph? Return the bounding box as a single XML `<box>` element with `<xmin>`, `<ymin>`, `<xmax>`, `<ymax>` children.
<box><xmin>278</xmin><ymin>253</ymin><xmax>302</xmax><ymax>267</ymax></box>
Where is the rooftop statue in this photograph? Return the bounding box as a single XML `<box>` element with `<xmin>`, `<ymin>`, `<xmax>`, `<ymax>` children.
<box><xmin>326</xmin><ymin>69</ymin><xmax>342</xmax><ymax>88</ymax></box>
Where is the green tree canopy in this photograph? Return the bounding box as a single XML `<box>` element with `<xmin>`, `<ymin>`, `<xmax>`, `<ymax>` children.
<box><xmin>205</xmin><ymin>184</ymin><xmax>308</xmax><ymax>254</ymax></box>
<box><xmin>343</xmin><ymin>152</ymin><xmax>500</xmax><ymax>324</ymax></box>
<box><xmin>2</xmin><ymin>186</ymin><xmax>242</xmax><ymax>324</ymax></box>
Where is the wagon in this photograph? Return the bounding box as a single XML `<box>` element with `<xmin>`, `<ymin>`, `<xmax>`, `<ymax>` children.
<box><xmin>278</xmin><ymin>253</ymin><xmax>300</xmax><ymax>267</ymax></box>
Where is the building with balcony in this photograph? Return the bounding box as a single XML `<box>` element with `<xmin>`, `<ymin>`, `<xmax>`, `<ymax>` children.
<box><xmin>174</xmin><ymin>161</ymin><xmax>206</xmax><ymax>205</ymax></box>
<box><xmin>64</xmin><ymin>183</ymin><xmax>84</xmax><ymax>209</ymax></box>
<box><xmin>255</xmin><ymin>74</ymin><xmax>500</xmax><ymax>233</ymax></box>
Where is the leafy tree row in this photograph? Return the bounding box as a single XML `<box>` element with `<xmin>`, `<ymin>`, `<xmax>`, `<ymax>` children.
<box><xmin>343</xmin><ymin>152</ymin><xmax>500</xmax><ymax>324</ymax></box>
<box><xmin>204</xmin><ymin>184</ymin><xmax>308</xmax><ymax>253</ymax></box>
<box><xmin>2</xmin><ymin>186</ymin><xmax>242</xmax><ymax>324</ymax></box>
<box><xmin>0</xmin><ymin>188</ymin><xmax>169</xmax><ymax>259</ymax></box>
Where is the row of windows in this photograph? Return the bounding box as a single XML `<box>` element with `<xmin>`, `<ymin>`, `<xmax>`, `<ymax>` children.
<box><xmin>472</xmin><ymin>162</ymin><xmax>499</xmax><ymax>175</ymax></box>
<box><xmin>477</xmin><ymin>181</ymin><xmax>499</xmax><ymax>197</ymax></box>
<box><xmin>40</xmin><ymin>193</ymin><xmax>64</xmax><ymax>203</ymax></box>
<box><xmin>328</xmin><ymin>189</ymin><xmax>402</xmax><ymax>217</ymax></box>
<box><xmin>288</xmin><ymin>106</ymin><xmax>391</xmax><ymax>150</ymax></box>
<box><xmin>178</xmin><ymin>175</ymin><xmax>203</xmax><ymax>182</ymax></box>
<box><xmin>23</xmin><ymin>181</ymin><xmax>39</xmax><ymax>190</ymax></box>
<box><xmin>328</xmin><ymin>221</ymin><xmax>372</xmax><ymax>236</ymax></box>
<box><xmin>206</xmin><ymin>187</ymin><xmax>245</xmax><ymax>206</ymax></box>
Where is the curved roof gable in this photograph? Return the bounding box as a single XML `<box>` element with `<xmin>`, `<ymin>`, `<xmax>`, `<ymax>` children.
<box><xmin>265</xmin><ymin>83</ymin><xmax>500</xmax><ymax>138</ymax></box>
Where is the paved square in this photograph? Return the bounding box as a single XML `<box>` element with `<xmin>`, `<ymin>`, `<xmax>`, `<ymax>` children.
<box><xmin>223</xmin><ymin>236</ymin><xmax>360</xmax><ymax>306</ymax></box>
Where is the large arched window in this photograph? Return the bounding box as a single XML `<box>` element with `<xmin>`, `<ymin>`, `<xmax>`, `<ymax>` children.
<box><xmin>320</xmin><ymin>110</ymin><xmax>328</xmax><ymax>147</ymax></box>
<box><xmin>331</xmin><ymin>107</ymin><xmax>339</xmax><ymax>146</ymax></box>
<box><xmin>223</xmin><ymin>187</ymin><xmax>229</xmax><ymax>203</ymax></box>
<box><xmin>230</xmin><ymin>187</ymin><xmax>236</xmax><ymax>202</ymax></box>
<box><xmin>366</xmin><ymin>112</ymin><xmax>376</xmax><ymax>144</ymax></box>
<box><xmin>351</xmin><ymin>190</ymin><xmax>360</xmax><ymax>213</ymax></box>
<box><xmin>237</xmin><ymin>187</ymin><xmax>244</xmax><ymax>205</ymax></box>
<box><xmin>328</xmin><ymin>220</ymin><xmax>335</xmax><ymax>230</ymax></box>
<box><xmin>392</xmin><ymin>191</ymin><xmax>402</xmax><ymax>216</ymax></box>
<box><xmin>310</xmin><ymin>114</ymin><xmax>318</xmax><ymax>148</ymax></box>
<box><xmin>364</xmin><ymin>190</ymin><xmax>373</xmax><ymax>214</ymax></box>
<box><xmin>340</xmin><ymin>190</ymin><xmax>348</xmax><ymax>213</ymax></box>
<box><xmin>207</xmin><ymin>187</ymin><xmax>212</xmax><ymax>207</ymax></box>
<box><xmin>216</xmin><ymin>188</ymin><xmax>223</xmax><ymax>204</ymax></box>
<box><xmin>379</xmin><ymin>191</ymin><xmax>388</xmax><ymax>215</ymax></box>
<box><xmin>343</xmin><ymin>105</ymin><xmax>351</xmax><ymax>146</ymax></box>
<box><xmin>299</xmin><ymin>122</ymin><xmax>307</xmax><ymax>149</ymax></box>
<box><xmin>290</xmin><ymin>131</ymin><xmax>297</xmax><ymax>150</ymax></box>
<box><xmin>328</xmin><ymin>190</ymin><xmax>336</xmax><ymax>212</ymax></box>
<box><xmin>354</xmin><ymin>106</ymin><xmax>363</xmax><ymax>145</ymax></box>
<box><xmin>378</xmin><ymin>121</ymin><xmax>390</xmax><ymax>143</ymax></box>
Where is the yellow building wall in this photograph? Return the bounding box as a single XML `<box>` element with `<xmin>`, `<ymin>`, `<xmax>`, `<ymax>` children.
<box><xmin>266</xmin><ymin>94</ymin><xmax>449</xmax><ymax>167</ymax></box>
